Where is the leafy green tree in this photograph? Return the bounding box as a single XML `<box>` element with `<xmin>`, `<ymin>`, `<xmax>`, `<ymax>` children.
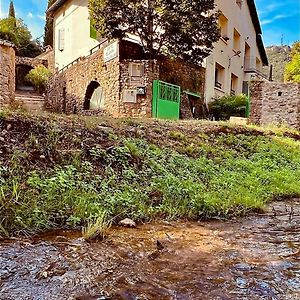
<box><xmin>0</xmin><ymin>17</ymin><xmax>42</xmax><ymax>57</ymax></box>
<box><xmin>25</xmin><ymin>65</ymin><xmax>52</xmax><ymax>93</ymax></box>
<box><xmin>44</xmin><ymin>0</ymin><xmax>56</xmax><ymax>47</ymax></box>
<box><xmin>284</xmin><ymin>41</ymin><xmax>300</xmax><ymax>83</ymax></box>
<box><xmin>89</xmin><ymin>0</ymin><xmax>220</xmax><ymax>64</ymax></box>
<box><xmin>209</xmin><ymin>94</ymin><xmax>248</xmax><ymax>120</ymax></box>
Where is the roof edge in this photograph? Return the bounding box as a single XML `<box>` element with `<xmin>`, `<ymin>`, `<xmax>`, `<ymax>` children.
<box><xmin>47</xmin><ymin>0</ymin><xmax>69</xmax><ymax>15</ymax></box>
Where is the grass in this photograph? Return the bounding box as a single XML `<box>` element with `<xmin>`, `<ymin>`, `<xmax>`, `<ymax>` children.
<box><xmin>0</xmin><ymin>111</ymin><xmax>300</xmax><ymax>236</ymax></box>
<box><xmin>82</xmin><ymin>210</ymin><xmax>111</xmax><ymax>241</ymax></box>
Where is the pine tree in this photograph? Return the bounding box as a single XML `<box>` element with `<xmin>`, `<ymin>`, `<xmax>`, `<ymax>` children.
<box><xmin>44</xmin><ymin>0</ymin><xmax>56</xmax><ymax>47</ymax></box>
<box><xmin>8</xmin><ymin>1</ymin><xmax>16</xmax><ymax>19</ymax></box>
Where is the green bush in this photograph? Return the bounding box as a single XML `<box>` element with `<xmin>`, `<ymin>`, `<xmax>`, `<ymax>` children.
<box><xmin>209</xmin><ymin>94</ymin><xmax>248</xmax><ymax>120</ymax></box>
<box><xmin>25</xmin><ymin>65</ymin><xmax>52</xmax><ymax>93</ymax></box>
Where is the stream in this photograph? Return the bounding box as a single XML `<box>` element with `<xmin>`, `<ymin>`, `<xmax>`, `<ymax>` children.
<box><xmin>0</xmin><ymin>199</ymin><xmax>299</xmax><ymax>300</ymax></box>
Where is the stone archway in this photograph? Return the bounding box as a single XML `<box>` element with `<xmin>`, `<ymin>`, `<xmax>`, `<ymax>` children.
<box><xmin>15</xmin><ymin>64</ymin><xmax>34</xmax><ymax>91</ymax></box>
<box><xmin>83</xmin><ymin>81</ymin><xmax>105</xmax><ymax>110</ymax></box>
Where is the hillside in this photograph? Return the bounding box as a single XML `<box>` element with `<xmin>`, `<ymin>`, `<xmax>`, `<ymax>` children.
<box><xmin>0</xmin><ymin>111</ymin><xmax>300</xmax><ymax>235</ymax></box>
<box><xmin>263</xmin><ymin>45</ymin><xmax>291</xmax><ymax>82</ymax></box>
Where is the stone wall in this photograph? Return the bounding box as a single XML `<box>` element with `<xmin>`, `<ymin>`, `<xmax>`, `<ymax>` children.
<box><xmin>0</xmin><ymin>40</ymin><xmax>15</xmax><ymax>106</ymax></box>
<box><xmin>119</xmin><ymin>60</ymin><xmax>159</xmax><ymax>118</ymax></box>
<box><xmin>46</xmin><ymin>42</ymin><xmax>121</xmax><ymax>116</ymax></box>
<box><xmin>46</xmin><ymin>40</ymin><xmax>206</xmax><ymax>119</ymax></box>
<box><xmin>16</xmin><ymin>56</ymin><xmax>48</xmax><ymax>68</ymax></box>
<box><xmin>250</xmin><ymin>81</ymin><xmax>300</xmax><ymax>129</ymax></box>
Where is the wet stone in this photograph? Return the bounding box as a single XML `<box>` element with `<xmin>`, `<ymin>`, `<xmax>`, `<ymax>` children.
<box><xmin>118</xmin><ymin>218</ymin><xmax>136</xmax><ymax>228</ymax></box>
<box><xmin>233</xmin><ymin>263</ymin><xmax>252</xmax><ymax>272</ymax></box>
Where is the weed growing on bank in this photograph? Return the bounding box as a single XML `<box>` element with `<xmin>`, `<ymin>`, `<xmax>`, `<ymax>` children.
<box><xmin>0</xmin><ymin>113</ymin><xmax>300</xmax><ymax>235</ymax></box>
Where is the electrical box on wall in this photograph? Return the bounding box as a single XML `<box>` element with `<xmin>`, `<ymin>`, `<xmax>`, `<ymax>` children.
<box><xmin>129</xmin><ymin>63</ymin><xmax>144</xmax><ymax>85</ymax></box>
<box><xmin>123</xmin><ymin>89</ymin><xmax>137</xmax><ymax>103</ymax></box>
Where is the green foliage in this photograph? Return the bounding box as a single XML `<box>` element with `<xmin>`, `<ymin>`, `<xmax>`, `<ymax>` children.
<box><xmin>209</xmin><ymin>94</ymin><xmax>248</xmax><ymax>120</ymax></box>
<box><xmin>25</xmin><ymin>65</ymin><xmax>52</xmax><ymax>93</ymax></box>
<box><xmin>44</xmin><ymin>0</ymin><xmax>56</xmax><ymax>47</ymax></box>
<box><xmin>1</xmin><ymin>115</ymin><xmax>300</xmax><ymax>235</ymax></box>
<box><xmin>0</xmin><ymin>17</ymin><xmax>42</xmax><ymax>57</ymax></box>
<box><xmin>89</xmin><ymin>0</ymin><xmax>220</xmax><ymax>64</ymax></box>
<box><xmin>284</xmin><ymin>42</ymin><xmax>300</xmax><ymax>83</ymax></box>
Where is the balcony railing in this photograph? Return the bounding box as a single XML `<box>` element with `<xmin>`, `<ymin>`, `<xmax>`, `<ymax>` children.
<box><xmin>244</xmin><ymin>57</ymin><xmax>269</xmax><ymax>80</ymax></box>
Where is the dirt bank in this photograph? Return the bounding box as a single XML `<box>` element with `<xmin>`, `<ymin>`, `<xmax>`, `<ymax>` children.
<box><xmin>0</xmin><ymin>199</ymin><xmax>299</xmax><ymax>300</ymax></box>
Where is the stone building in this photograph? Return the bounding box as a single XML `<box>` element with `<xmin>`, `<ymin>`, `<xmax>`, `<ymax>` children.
<box><xmin>47</xmin><ymin>39</ymin><xmax>206</xmax><ymax>119</ymax></box>
<box><xmin>250</xmin><ymin>81</ymin><xmax>300</xmax><ymax>129</ymax></box>
<box><xmin>0</xmin><ymin>40</ymin><xmax>15</xmax><ymax>106</ymax></box>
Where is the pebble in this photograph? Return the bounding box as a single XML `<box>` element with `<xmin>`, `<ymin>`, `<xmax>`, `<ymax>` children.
<box><xmin>118</xmin><ymin>218</ymin><xmax>136</xmax><ymax>228</ymax></box>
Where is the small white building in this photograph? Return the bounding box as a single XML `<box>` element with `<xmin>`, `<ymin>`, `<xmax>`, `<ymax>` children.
<box><xmin>48</xmin><ymin>0</ymin><xmax>268</xmax><ymax>104</ymax></box>
<box><xmin>205</xmin><ymin>0</ymin><xmax>268</xmax><ymax>102</ymax></box>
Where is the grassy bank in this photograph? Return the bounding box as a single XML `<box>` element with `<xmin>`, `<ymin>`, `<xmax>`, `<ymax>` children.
<box><xmin>0</xmin><ymin>111</ymin><xmax>300</xmax><ymax>235</ymax></box>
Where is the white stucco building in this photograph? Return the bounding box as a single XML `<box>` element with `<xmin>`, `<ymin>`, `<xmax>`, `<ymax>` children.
<box><xmin>205</xmin><ymin>0</ymin><xmax>268</xmax><ymax>102</ymax></box>
<box><xmin>48</xmin><ymin>0</ymin><xmax>268</xmax><ymax>103</ymax></box>
<box><xmin>48</xmin><ymin>0</ymin><xmax>100</xmax><ymax>70</ymax></box>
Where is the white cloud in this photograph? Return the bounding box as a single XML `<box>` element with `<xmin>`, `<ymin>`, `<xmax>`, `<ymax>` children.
<box><xmin>261</xmin><ymin>14</ymin><xmax>290</xmax><ymax>26</ymax></box>
<box><xmin>27</xmin><ymin>12</ymin><xmax>34</xmax><ymax>18</ymax></box>
<box><xmin>38</xmin><ymin>14</ymin><xmax>46</xmax><ymax>21</ymax></box>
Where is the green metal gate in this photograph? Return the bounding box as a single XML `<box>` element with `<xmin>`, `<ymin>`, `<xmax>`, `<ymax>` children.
<box><xmin>152</xmin><ymin>80</ymin><xmax>181</xmax><ymax>120</ymax></box>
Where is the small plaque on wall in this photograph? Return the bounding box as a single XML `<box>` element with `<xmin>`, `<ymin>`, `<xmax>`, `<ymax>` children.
<box><xmin>137</xmin><ymin>86</ymin><xmax>146</xmax><ymax>95</ymax></box>
<box><xmin>103</xmin><ymin>41</ymin><xmax>119</xmax><ymax>63</ymax></box>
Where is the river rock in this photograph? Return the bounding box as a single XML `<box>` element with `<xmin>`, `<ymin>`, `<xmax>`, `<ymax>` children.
<box><xmin>119</xmin><ymin>218</ymin><xmax>136</xmax><ymax>228</ymax></box>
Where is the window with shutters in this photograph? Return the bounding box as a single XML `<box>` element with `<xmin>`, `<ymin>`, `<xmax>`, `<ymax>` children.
<box><xmin>58</xmin><ymin>29</ymin><xmax>65</xmax><ymax>51</ymax></box>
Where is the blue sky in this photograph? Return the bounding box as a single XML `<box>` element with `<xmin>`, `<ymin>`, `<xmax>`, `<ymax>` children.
<box><xmin>0</xmin><ymin>0</ymin><xmax>299</xmax><ymax>46</ymax></box>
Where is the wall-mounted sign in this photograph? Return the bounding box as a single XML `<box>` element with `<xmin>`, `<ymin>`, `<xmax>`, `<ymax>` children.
<box><xmin>103</xmin><ymin>41</ymin><xmax>119</xmax><ymax>63</ymax></box>
<box><xmin>137</xmin><ymin>86</ymin><xmax>146</xmax><ymax>95</ymax></box>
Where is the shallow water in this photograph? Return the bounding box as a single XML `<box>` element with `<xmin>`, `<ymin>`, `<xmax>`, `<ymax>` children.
<box><xmin>0</xmin><ymin>199</ymin><xmax>299</xmax><ymax>300</ymax></box>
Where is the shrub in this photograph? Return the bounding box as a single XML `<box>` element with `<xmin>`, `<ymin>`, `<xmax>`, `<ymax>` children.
<box><xmin>25</xmin><ymin>65</ymin><xmax>52</xmax><ymax>93</ymax></box>
<box><xmin>209</xmin><ymin>94</ymin><xmax>248</xmax><ymax>120</ymax></box>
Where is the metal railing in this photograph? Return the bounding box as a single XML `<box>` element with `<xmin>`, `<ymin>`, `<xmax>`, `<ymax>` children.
<box><xmin>51</xmin><ymin>38</ymin><xmax>109</xmax><ymax>77</ymax></box>
<box><xmin>244</xmin><ymin>57</ymin><xmax>268</xmax><ymax>80</ymax></box>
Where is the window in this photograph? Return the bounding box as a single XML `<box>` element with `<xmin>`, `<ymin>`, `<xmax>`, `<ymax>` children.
<box><xmin>236</xmin><ymin>0</ymin><xmax>243</xmax><ymax>8</ymax></box>
<box><xmin>231</xmin><ymin>73</ymin><xmax>238</xmax><ymax>95</ymax></box>
<box><xmin>215</xmin><ymin>63</ymin><xmax>225</xmax><ymax>90</ymax></box>
<box><xmin>58</xmin><ymin>28</ymin><xmax>65</xmax><ymax>51</ymax></box>
<box><xmin>233</xmin><ymin>29</ymin><xmax>241</xmax><ymax>52</ymax></box>
<box><xmin>244</xmin><ymin>42</ymin><xmax>251</xmax><ymax>69</ymax></box>
<box><xmin>219</xmin><ymin>13</ymin><xmax>229</xmax><ymax>42</ymax></box>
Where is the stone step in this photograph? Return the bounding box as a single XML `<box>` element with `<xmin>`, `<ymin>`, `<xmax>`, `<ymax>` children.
<box><xmin>15</xmin><ymin>93</ymin><xmax>45</xmax><ymax>112</ymax></box>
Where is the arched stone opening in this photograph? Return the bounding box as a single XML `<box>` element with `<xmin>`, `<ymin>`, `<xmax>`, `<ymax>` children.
<box><xmin>15</xmin><ymin>64</ymin><xmax>34</xmax><ymax>91</ymax></box>
<box><xmin>83</xmin><ymin>81</ymin><xmax>105</xmax><ymax>110</ymax></box>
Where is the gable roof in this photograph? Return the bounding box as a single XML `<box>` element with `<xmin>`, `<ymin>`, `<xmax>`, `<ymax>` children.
<box><xmin>247</xmin><ymin>0</ymin><xmax>268</xmax><ymax>65</ymax></box>
<box><xmin>47</xmin><ymin>0</ymin><xmax>268</xmax><ymax>65</ymax></box>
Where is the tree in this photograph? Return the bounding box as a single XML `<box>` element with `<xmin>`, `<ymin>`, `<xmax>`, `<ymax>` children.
<box><xmin>0</xmin><ymin>18</ymin><xmax>42</xmax><ymax>57</ymax></box>
<box><xmin>89</xmin><ymin>0</ymin><xmax>220</xmax><ymax>65</ymax></box>
<box><xmin>25</xmin><ymin>65</ymin><xmax>52</xmax><ymax>93</ymax></box>
<box><xmin>284</xmin><ymin>41</ymin><xmax>300</xmax><ymax>83</ymax></box>
<box><xmin>44</xmin><ymin>0</ymin><xmax>56</xmax><ymax>47</ymax></box>
<box><xmin>8</xmin><ymin>1</ymin><xmax>16</xmax><ymax>19</ymax></box>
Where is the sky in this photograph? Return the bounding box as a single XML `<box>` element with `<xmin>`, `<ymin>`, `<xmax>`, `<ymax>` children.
<box><xmin>0</xmin><ymin>0</ymin><xmax>299</xmax><ymax>46</ymax></box>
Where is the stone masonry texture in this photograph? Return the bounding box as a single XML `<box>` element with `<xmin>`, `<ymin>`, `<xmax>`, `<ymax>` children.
<box><xmin>46</xmin><ymin>40</ymin><xmax>206</xmax><ymax>119</ymax></box>
<box><xmin>250</xmin><ymin>81</ymin><xmax>300</xmax><ymax>129</ymax></box>
<box><xmin>0</xmin><ymin>40</ymin><xmax>15</xmax><ymax>106</ymax></box>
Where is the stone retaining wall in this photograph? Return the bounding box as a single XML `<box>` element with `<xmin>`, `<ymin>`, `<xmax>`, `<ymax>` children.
<box><xmin>0</xmin><ymin>40</ymin><xmax>15</xmax><ymax>106</ymax></box>
<box><xmin>46</xmin><ymin>42</ymin><xmax>121</xmax><ymax>116</ymax></box>
<box><xmin>46</xmin><ymin>40</ymin><xmax>206</xmax><ymax>119</ymax></box>
<box><xmin>250</xmin><ymin>81</ymin><xmax>300</xmax><ymax>129</ymax></box>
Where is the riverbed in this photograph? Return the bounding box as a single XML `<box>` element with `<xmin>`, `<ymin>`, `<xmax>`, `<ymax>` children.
<box><xmin>0</xmin><ymin>199</ymin><xmax>299</xmax><ymax>300</ymax></box>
